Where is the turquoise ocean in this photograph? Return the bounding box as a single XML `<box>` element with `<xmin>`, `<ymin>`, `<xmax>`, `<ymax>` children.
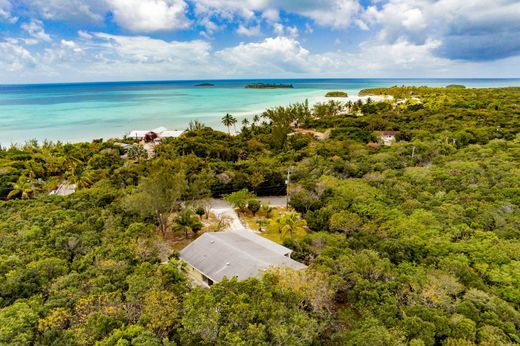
<box><xmin>1</xmin><ymin>78</ymin><xmax>519</xmax><ymax>146</ymax></box>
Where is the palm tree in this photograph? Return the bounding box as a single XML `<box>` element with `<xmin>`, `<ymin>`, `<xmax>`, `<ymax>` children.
<box><xmin>278</xmin><ymin>212</ymin><xmax>307</xmax><ymax>240</ymax></box>
<box><xmin>188</xmin><ymin>120</ymin><xmax>206</xmax><ymax>132</ymax></box>
<box><xmin>66</xmin><ymin>164</ymin><xmax>93</xmax><ymax>189</ymax></box>
<box><xmin>221</xmin><ymin>113</ymin><xmax>237</xmax><ymax>135</ymax></box>
<box><xmin>174</xmin><ymin>208</ymin><xmax>203</xmax><ymax>239</ymax></box>
<box><xmin>7</xmin><ymin>176</ymin><xmax>36</xmax><ymax>200</ymax></box>
<box><xmin>252</xmin><ymin>114</ymin><xmax>260</xmax><ymax>125</ymax></box>
<box><xmin>242</xmin><ymin>118</ymin><xmax>250</xmax><ymax>127</ymax></box>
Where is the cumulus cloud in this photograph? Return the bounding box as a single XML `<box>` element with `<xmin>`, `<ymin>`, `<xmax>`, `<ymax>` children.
<box><xmin>107</xmin><ymin>0</ymin><xmax>190</xmax><ymax>32</ymax></box>
<box><xmin>21</xmin><ymin>19</ymin><xmax>52</xmax><ymax>42</ymax></box>
<box><xmin>362</xmin><ymin>0</ymin><xmax>520</xmax><ymax>61</ymax></box>
<box><xmin>217</xmin><ymin>36</ymin><xmax>312</xmax><ymax>74</ymax></box>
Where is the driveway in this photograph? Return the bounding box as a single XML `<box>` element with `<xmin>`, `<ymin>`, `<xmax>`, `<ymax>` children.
<box><xmin>208</xmin><ymin>196</ymin><xmax>287</xmax><ymax>232</ymax></box>
<box><xmin>209</xmin><ymin>198</ymin><xmax>246</xmax><ymax>231</ymax></box>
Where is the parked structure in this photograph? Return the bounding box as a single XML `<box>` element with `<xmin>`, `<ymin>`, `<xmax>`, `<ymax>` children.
<box><xmin>179</xmin><ymin>229</ymin><xmax>306</xmax><ymax>287</ymax></box>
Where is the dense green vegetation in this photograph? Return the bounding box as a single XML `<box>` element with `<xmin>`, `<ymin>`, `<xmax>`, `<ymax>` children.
<box><xmin>0</xmin><ymin>86</ymin><xmax>519</xmax><ymax>345</ymax></box>
<box><xmin>325</xmin><ymin>91</ymin><xmax>348</xmax><ymax>97</ymax></box>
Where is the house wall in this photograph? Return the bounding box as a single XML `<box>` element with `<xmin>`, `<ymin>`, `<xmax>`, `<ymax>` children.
<box><xmin>184</xmin><ymin>262</ymin><xmax>211</xmax><ymax>288</ymax></box>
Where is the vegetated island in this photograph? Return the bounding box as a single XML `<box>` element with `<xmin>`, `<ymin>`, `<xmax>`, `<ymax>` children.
<box><xmin>446</xmin><ymin>84</ymin><xmax>466</xmax><ymax>89</ymax></box>
<box><xmin>245</xmin><ymin>83</ymin><xmax>294</xmax><ymax>89</ymax></box>
<box><xmin>325</xmin><ymin>91</ymin><xmax>348</xmax><ymax>97</ymax></box>
<box><xmin>194</xmin><ymin>83</ymin><xmax>215</xmax><ymax>87</ymax></box>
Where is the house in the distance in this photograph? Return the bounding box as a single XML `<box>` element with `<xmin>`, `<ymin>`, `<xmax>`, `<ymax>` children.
<box><xmin>379</xmin><ymin>131</ymin><xmax>398</xmax><ymax>146</ymax></box>
<box><xmin>128</xmin><ymin>127</ymin><xmax>184</xmax><ymax>141</ymax></box>
<box><xmin>179</xmin><ymin>229</ymin><xmax>306</xmax><ymax>287</ymax></box>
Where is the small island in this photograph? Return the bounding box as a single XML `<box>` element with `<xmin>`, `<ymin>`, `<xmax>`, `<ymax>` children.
<box><xmin>325</xmin><ymin>91</ymin><xmax>348</xmax><ymax>97</ymax></box>
<box><xmin>195</xmin><ymin>83</ymin><xmax>215</xmax><ymax>87</ymax></box>
<box><xmin>446</xmin><ymin>84</ymin><xmax>466</xmax><ymax>89</ymax></box>
<box><xmin>245</xmin><ymin>83</ymin><xmax>294</xmax><ymax>89</ymax></box>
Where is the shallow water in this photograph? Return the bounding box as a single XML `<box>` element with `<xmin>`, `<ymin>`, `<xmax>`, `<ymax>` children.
<box><xmin>0</xmin><ymin>78</ymin><xmax>518</xmax><ymax>146</ymax></box>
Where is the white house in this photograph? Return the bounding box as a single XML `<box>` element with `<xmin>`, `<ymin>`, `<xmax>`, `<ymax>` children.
<box><xmin>127</xmin><ymin>127</ymin><xmax>185</xmax><ymax>140</ymax></box>
<box><xmin>380</xmin><ymin>131</ymin><xmax>398</xmax><ymax>146</ymax></box>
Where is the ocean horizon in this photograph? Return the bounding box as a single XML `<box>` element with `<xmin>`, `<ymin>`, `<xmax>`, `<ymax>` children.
<box><xmin>1</xmin><ymin>78</ymin><xmax>519</xmax><ymax>146</ymax></box>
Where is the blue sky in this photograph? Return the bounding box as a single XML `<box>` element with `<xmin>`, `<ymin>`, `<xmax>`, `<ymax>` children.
<box><xmin>1</xmin><ymin>0</ymin><xmax>520</xmax><ymax>83</ymax></box>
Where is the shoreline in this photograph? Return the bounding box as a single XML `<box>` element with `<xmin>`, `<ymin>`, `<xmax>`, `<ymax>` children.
<box><xmin>2</xmin><ymin>80</ymin><xmax>518</xmax><ymax>147</ymax></box>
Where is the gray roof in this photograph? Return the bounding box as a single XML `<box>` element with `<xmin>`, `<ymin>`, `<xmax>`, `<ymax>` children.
<box><xmin>179</xmin><ymin>230</ymin><xmax>306</xmax><ymax>282</ymax></box>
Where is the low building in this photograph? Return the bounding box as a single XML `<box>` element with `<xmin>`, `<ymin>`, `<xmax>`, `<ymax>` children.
<box><xmin>179</xmin><ymin>230</ymin><xmax>306</xmax><ymax>287</ymax></box>
<box><xmin>127</xmin><ymin>127</ymin><xmax>185</xmax><ymax>140</ymax></box>
<box><xmin>380</xmin><ymin>131</ymin><xmax>398</xmax><ymax>146</ymax></box>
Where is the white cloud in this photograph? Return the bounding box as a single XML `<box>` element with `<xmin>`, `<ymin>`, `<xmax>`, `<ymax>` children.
<box><xmin>78</xmin><ymin>30</ymin><xmax>93</xmax><ymax>40</ymax></box>
<box><xmin>91</xmin><ymin>33</ymin><xmax>212</xmax><ymax>74</ymax></box>
<box><xmin>362</xmin><ymin>0</ymin><xmax>520</xmax><ymax>61</ymax></box>
<box><xmin>107</xmin><ymin>0</ymin><xmax>190</xmax><ymax>32</ymax></box>
<box><xmin>236</xmin><ymin>24</ymin><xmax>262</xmax><ymax>36</ymax></box>
<box><xmin>273</xmin><ymin>23</ymin><xmax>284</xmax><ymax>35</ymax></box>
<box><xmin>0</xmin><ymin>41</ymin><xmax>36</xmax><ymax>74</ymax></box>
<box><xmin>290</xmin><ymin>0</ymin><xmax>361</xmax><ymax>28</ymax></box>
<box><xmin>194</xmin><ymin>0</ymin><xmax>362</xmax><ymax>29</ymax></box>
<box><xmin>61</xmin><ymin>39</ymin><xmax>83</xmax><ymax>53</ymax></box>
<box><xmin>21</xmin><ymin>19</ymin><xmax>52</xmax><ymax>42</ymax></box>
<box><xmin>270</xmin><ymin>23</ymin><xmax>298</xmax><ymax>38</ymax></box>
<box><xmin>0</xmin><ymin>0</ymin><xmax>17</xmax><ymax>23</ymax></box>
<box><xmin>262</xmin><ymin>8</ymin><xmax>279</xmax><ymax>22</ymax></box>
<box><xmin>21</xmin><ymin>0</ymin><xmax>106</xmax><ymax>23</ymax></box>
<box><xmin>217</xmin><ymin>36</ymin><xmax>311</xmax><ymax>74</ymax></box>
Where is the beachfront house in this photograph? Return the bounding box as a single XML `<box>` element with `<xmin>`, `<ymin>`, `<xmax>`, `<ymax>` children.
<box><xmin>380</xmin><ymin>131</ymin><xmax>398</xmax><ymax>146</ymax></box>
<box><xmin>128</xmin><ymin>127</ymin><xmax>185</xmax><ymax>141</ymax></box>
<box><xmin>179</xmin><ymin>229</ymin><xmax>306</xmax><ymax>287</ymax></box>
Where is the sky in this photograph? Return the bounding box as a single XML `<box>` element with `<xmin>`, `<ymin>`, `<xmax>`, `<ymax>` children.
<box><xmin>0</xmin><ymin>0</ymin><xmax>520</xmax><ymax>84</ymax></box>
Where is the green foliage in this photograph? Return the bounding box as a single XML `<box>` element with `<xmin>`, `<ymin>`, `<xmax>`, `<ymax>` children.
<box><xmin>247</xmin><ymin>199</ymin><xmax>261</xmax><ymax>216</ymax></box>
<box><xmin>0</xmin><ymin>86</ymin><xmax>519</xmax><ymax>345</ymax></box>
<box><xmin>224</xmin><ymin>188</ymin><xmax>253</xmax><ymax>213</ymax></box>
<box><xmin>325</xmin><ymin>91</ymin><xmax>348</xmax><ymax>97</ymax></box>
<box><xmin>173</xmin><ymin>208</ymin><xmax>203</xmax><ymax>239</ymax></box>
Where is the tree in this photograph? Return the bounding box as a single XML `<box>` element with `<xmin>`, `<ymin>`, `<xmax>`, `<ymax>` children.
<box><xmin>65</xmin><ymin>163</ymin><xmax>93</xmax><ymax>189</ymax></box>
<box><xmin>329</xmin><ymin>210</ymin><xmax>363</xmax><ymax>238</ymax></box>
<box><xmin>7</xmin><ymin>175</ymin><xmax>37</xmax><ymax>200</ymax></box>
<box><xmin>127</xmin><ymin>144</ymin><xmax>148</xmax><ymax>161</ymax></box>
<box><xmin>222</xmin><ymin>113</ymin><xmax>237</xmax><ymax>135</ymax></box>
<box><xmin>194</xmin><ymin>206</ymin><xmax>205</xmax><ymax>219</ymax></box>
<box><xmin>215</xmin><ymin>214</ymin><xmax>232</xmax><ymax>232</ymax></box>
<box><xmin>124</xmin><ymin>167</ymin><xmax>186</xmax><ymax>235</ymax></box>
<box><xmin>225</xmin><ymin>189</ymin><xmax>253</xmax><ymax>214</ymax></box>
<box><xmin>174</xmin><ymin>208</ymin><xmax>203</xmax><ymax>239</ymax></box>
<box><xmin>188</xmin><ymin>120</ymin><xmax>206</xmax><ymax>132</ymax></box>
<box><xmin>247</xmin><ymin>199</ymin><xmax>261</xmax><ymax>216</ymax></box>
<box><xmin>0</xmin><ymin>301</ymin><xmax>38</xmax><ymax>344</ymax></box>
<box><xmin>278</xmin><ymin>212</ymin><xmax>307</xmax><ymax>240</ymax></box>
<box><xmin>242</xmin><ymin>118</ymin><xmax>250</xmax><ymax>127</ymax></box>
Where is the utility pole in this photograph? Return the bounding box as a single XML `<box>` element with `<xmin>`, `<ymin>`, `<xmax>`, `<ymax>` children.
<box><xmin>286</xmin><ymin>168</ymin><xmax>291</xmax><ymax>208</ymax></box>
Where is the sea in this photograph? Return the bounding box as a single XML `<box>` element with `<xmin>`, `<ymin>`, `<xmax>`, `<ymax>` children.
<box><xmin>0</xmin><ymin>78</ymin><xmax>519</xmax><ymax>146</ymax></box>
